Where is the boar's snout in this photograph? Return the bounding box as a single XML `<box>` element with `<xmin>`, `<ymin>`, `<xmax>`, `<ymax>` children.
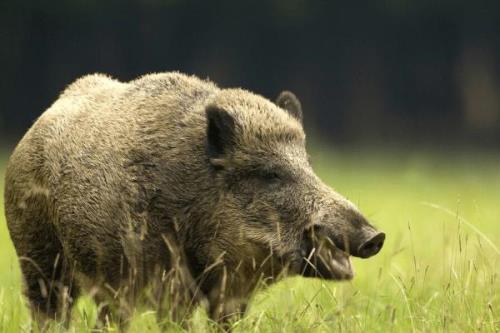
<box><xmin>313</xmin><ymin>191</ymin><xmax>386</xmax><ymax>260</ymax></box>
<box><xmin>356</xmin><ymin>231</ymin><xmax>385</xmax><ymax>258</ymax></box>
<box><xmin>298</xmin><ymin>219</ymin><xmax>385</xmax><ymax>280</ymax></box>
<box><xmin>328</xmin><ymin>220</ymin><xmax>385</xmax><ymax>259</ymax></box>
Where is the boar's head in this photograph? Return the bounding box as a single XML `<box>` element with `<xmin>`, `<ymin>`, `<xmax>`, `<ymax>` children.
<box><xmin>204</xmin><ymin>89</ymin><xmax>384</xmax><ymax>281</ymax></box>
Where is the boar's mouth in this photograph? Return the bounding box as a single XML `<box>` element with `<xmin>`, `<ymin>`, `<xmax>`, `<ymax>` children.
<box><xmin>300</xmin><ymin>228</ymin><xmax>354</xmax><ymax>280</ymax></box>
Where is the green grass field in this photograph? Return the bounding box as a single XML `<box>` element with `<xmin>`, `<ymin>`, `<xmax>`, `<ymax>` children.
<box><xmin>0</xmin><ymin>148</ymin><xmax>499</xmax><ymax>332</ymax></box>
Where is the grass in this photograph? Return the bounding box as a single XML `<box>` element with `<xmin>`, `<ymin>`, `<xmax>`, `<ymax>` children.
<box><xmin>0</xmin><ymin>147</ymin><xmax>499</xmax><ymax>332</ymax></box>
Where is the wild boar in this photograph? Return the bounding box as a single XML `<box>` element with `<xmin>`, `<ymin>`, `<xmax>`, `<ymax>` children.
<box><xmin>4</xmin><ymin>72</ymin><xmax>384</xmax><ymax>328</ymax></box>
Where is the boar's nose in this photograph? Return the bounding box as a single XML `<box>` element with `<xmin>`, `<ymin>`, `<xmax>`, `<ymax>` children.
<box><xmin>357</xmin><ymin>232</ymin><xmax>385</xmax><ymax>258</ymax></box>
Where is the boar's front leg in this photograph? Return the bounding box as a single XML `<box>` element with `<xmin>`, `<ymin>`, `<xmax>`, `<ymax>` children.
<box><xmin>155</xmin><ymin>233</ymin><xmax>205</xmax><ymax>328</ymax></box>
<box><xmin>207</xmin><ymin>266</ymin><xmax>249</xmax><ymax>330</ymax></box>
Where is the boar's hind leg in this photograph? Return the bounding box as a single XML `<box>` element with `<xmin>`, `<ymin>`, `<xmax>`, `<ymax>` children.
<box><xmin>8</xmin><ymin>197</ymin><xmax>80</xmax><ymax>328</ymax></box>
<box><xmin>20</xmin><ymin>225</ymin><xmax>79</xmax><ymax>328</ymax></box>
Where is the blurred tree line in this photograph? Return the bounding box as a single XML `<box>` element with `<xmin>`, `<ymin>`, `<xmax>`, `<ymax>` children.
<box><xmin>1</xmin><ymin>0</ymin><xmax>499</xmax><ymax>147</ymax></box>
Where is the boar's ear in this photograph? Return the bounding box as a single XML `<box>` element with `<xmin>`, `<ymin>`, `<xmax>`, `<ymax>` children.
<box><xmin>276</xmin><ymin>91</ymin><xmax>303</xmax><ymax>123</ymax></box>
<box><xmin>206</xmin><ymin>105</ymin><xmax>236</xmax><ymax>167</ymax></box>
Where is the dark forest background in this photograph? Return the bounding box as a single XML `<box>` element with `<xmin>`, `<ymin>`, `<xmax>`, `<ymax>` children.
<box><xmin>1</xmin><ymin>0</ymin><xmax>500</xmax><ymax>148</ymax></box>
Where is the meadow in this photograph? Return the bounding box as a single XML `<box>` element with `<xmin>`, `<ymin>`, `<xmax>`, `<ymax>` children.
<box><xmin>0</xmin><ymin>147</ymin><xmax>499</xmax><ymax>332</ymax></box>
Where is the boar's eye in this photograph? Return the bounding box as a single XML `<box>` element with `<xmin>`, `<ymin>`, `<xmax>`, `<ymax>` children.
<box><xmin>259</xmin><ymin>171</ymin><xmax>281</xmax><ymax>183</ymax></box>
<box><xmin>245</xmin><ymin>168</ymin><xmax>283</xmax><ymax>185</ymax></box>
